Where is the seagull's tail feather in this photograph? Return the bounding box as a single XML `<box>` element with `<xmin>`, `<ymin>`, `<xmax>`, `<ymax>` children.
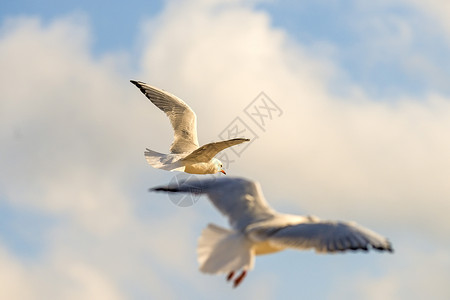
<box><xmin>144</xmin><ymin>148</ymin><xmax>185</xmax><ymax>172</ymax></box>
<box><xmin>197</xmin><ymin>223</ymin><xmax>254</xmax><ymax>274</ymax></box>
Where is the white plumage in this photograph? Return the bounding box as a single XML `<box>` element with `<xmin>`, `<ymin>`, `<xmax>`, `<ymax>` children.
<box><xmin>131</xmin><ymin>80</ymin><xmax>249</xmax><ymax>174</ymax></box>
<box><xmin>152</xmin><ymin>177</ymin><xmax>393</xmax><ymax>287</ymax></box>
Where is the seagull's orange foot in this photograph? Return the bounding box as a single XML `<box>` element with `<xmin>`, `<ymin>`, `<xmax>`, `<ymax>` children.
<box><xmin>226</xmin><ymin>271</ymin><xmax>235</xmax><ymax>281</ymax></box>
<box><xmin>233</xmin><ymin>270</ymin><xmax>247</xmax><ymax>288</ymax></box>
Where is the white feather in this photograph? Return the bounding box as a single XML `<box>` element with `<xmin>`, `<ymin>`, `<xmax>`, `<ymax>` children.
<box><xmin>197</xmin><ymin>224</ymin><xmax>254</xmax><ymax>274</ymax></box>
<box><xmin>131</xmin><ymin>80</ymin><xmax>249</xmax><ymax>174</ymax></box>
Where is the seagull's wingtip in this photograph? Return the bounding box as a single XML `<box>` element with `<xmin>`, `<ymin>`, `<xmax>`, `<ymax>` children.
<box><xmin>149</xmin><ymin>186</ymin><xmax>166</xmax><ymax>192</ymax></box>
<box><xmin>150</xmin><ymin>186</ymin><xmax>180</xmax><ymax>193</ymax></box>
<box><xmin>387</xmin><ymin>244</ymin><xmax>394</xmax><ymax>253</ymax></box>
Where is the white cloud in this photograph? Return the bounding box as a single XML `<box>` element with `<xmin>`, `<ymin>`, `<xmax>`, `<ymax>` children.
<box><xmin>345</xmin><ymin>0</ymin><xmax>450</xmax><ymax>95</ymax></box>
<box><xmin>333</xmin><ymin>246</ymin><xmax>450</xmax><ymax>299</ymax></box>
<box><xmin>0</xmin><ymin>243</ymin><xmax>126</xmax><ymax>300</ymax></box>
<box><xmin>398</xmin><ymin>0</ymin><xmax>450</xmax><ymax>40</ymax></box>
<box><xmin>137</xmin><ymin>0</ymin><xmax>450</xmax><ymax>238</ymax></box>
<box><xmin>0</xmin><ymin>14</ymin><xmax>187</xmax><ymax>299</ymax></box>
<box><xmin>0</xmin><ymin>246</ymin><xmax>36</xmax><ymax>299</ymax></box>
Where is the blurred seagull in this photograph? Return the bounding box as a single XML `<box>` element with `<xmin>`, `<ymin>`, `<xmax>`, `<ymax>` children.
<box><xmin>131</xmin><ymin>80</ymin><xmax>249</xmax><ymax>174</ymax></box>
<box><xmin>151</xmin><ymin>177</ymin><xmax>393</xmax><ymax>288</ymax></box>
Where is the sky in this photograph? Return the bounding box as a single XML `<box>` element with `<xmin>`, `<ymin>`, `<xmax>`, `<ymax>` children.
<box><xmin>1</xmin><ymin>0</ymin><xmax>450</xmax><ymax>299</ymax></box>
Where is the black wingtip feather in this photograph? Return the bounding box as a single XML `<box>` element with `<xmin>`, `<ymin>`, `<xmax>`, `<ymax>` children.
<box><xmin>149</xmin><ymin>187</ymin><xmax>178</xmax><ymax>193</ymax></box>
<box><xmin>385</xmin><ymin>245</ymin><xmax>394</xmax><ymax>253</ymax></box>
<box><xmin>130</xmin><ymin>80</ymin><xmax>150</xmax><ymax>97</ymax></box>
<box><xmin>228</xmin><ymin>138</ymin><xmax>250</xmax><ymax>142</ymax></box>
<box><xmin>130</xmin><ymin>80</ymin><xmax>145</xmax><ymax>88</ymax></box>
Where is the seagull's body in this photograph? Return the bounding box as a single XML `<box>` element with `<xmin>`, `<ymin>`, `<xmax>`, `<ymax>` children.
<box><xmin>152</xmin><ymin>177</ymin><xmax>393</xmax><ymax>287</ymax></box>
<box><xmin>131</xmin><ymin>80</ymin><xmax>249</xmax><ymax>174</ymax></box>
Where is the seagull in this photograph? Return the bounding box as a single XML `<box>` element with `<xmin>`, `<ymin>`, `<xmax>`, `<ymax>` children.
<box><xmin>151</xmin><ymin>177</ymin><xmax>393</xmax><ymax>288</ymax></box>
<box><xmin>131</xmin><ymin>80</ymin><xmax>249</xmax><ymax>174</ymax></box>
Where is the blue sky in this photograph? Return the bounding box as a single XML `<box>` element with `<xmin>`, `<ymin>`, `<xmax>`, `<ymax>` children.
<box><xmin>2</xmin><ymin>0</ymin><xmax>164</xmax><ymax>51</ymax></box>
<box><xmin>5</xmin><ymin>0</ymin><xmax>450</xmax><ymax>98</ymax></box>
<box><xmin>260</xmin><ymin>1</ymin><xmax>450</xmax><ymax>98</ymax></box>
<box><xmin>1</xmin><ymin>0</ymin><xmax>450</xmax><ymax>299</ymax></box>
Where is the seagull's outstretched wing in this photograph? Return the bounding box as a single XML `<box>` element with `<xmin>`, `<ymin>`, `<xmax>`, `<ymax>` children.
<box><xmin>182</xmin><ymin>138</ymin><xmax>250</xmax><ymax>163</ymax></box>
<box><xmin>151</xmin><ymin>177</ymin><xmax>276</xmax><ymax>230</ymax></box>
<box><xmin>249</xmin><ymin>220</ymin><xmax>393</xmax><ymax>253</ymax></box>
<box><xmin>131</xmin><ymin>80</ymin><xmax>199</xmax><ymax>153</ymax></box>
<box><xmin>151</xmin><ymin>176</ymin><xmax>394</xmax><ymax>253</ymax></box>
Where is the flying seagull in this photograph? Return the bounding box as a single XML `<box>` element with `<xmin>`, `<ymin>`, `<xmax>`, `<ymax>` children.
<box><xmin>131</xmin><ymin>80</ymin><xmax>249</xmax><ymax>174</ymax></box>
<box><xmin>151</xmin><ymin>177</ymin><xmax>393</xmax><ymax>288</ymax></box>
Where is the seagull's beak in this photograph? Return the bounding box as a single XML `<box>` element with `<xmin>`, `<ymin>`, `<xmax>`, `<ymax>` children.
<box><xmin>220</xmin><ymin>169</ymin><xmax>227</xmax><ymax>175</ymax></box>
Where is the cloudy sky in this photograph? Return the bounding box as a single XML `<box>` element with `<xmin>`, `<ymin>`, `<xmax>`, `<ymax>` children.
<box><xmin>1</xmin><ymin>0</ymin><xmax>450</xmax><ymax>299</ymax></box>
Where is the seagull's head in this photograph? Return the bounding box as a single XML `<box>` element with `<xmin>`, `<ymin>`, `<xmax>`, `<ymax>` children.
<box><xmin>212</xmin><ymin>158</ymin><xmax>226</xmax><ymax>175</ymax></box>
